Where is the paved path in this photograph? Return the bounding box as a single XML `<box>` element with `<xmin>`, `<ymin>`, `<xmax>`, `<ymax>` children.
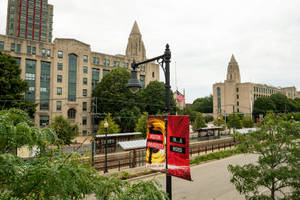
<box><xmin>156</xmin><ymin>154</ymin><xmax>258</xmax><ymax>200</ymax></box>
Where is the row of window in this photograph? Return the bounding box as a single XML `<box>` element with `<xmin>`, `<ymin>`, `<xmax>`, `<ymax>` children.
<box><xmin>56</xmin><ymin>87</ymin><xmax>88</xmax><ymax>96</ymax></box>
<box><xmin>56</xmin><ymin>75</ymin><xmax>88</xmax><ymax>85</ymax></box>
<box><xmin>253</xmin><ymin>86</ymin><xmax>277</xmax><ymax>94</ymax></box>
<box><xmin>6</xmin><ymin>42</ymin><xmax>51</xmax><ymax>57</ymax></box>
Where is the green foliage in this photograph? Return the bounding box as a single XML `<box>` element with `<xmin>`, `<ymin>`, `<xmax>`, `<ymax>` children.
<box><xmin>204</xmin><ymin>115</ymin><xmax>214</xmax><ymax>123</ymax></box>
<box><xmin>0</xmin><ymin>108</ymin><xmax>57</xmax><ymax>154</ymax></box>
<box><xmin>140</xmin><ymin>81</ymin><xmax>176</xmax><ymax>115</ymax></box>
<box><xmin>0</xmin><ymin>52</ymin><xmax>36</xmax><ymax>117</ymax></box>
<box><xmin>228</xmin><ymin>112</ymin><xmax>300</xmax><ymax>200</ymax></box>
<box><xmin>213</xmin><ymin>115</ymin><xmax>226</xmax><ymax>129</ymax></box>
<box><xmin>190</xmin><ymin>149</ymin><xmax>240</xmax><ymax>165</ymax></box>
<box><xmin>192</xmin><ymin>95</ymin><xmax>213</xmax><ymax>113</ymax></box>
<box><xmin>253</xmin><ymin>97</ymin><xmax>276</xmax><ymax>117</ymax></box>
<box><xmin>192</xmin><ymin>113</ymin><xmax>207</xmax><ymax>131</ymax></box>
<box><xmin>50</xmin><ymin>115</ymin><xmax>79</xmax><ymax>145</ymax></box>
<box><xmin>178</xmin><ymin>107</ymin><xmax>198</xmax><ymax>122</ymax></box>
<box><xmin>227</xmin><ymin>113</ymin><xmax>243</xmax><ymax>129</ymax></box>
<box><xmin>135</xmin><ymin>112</ymin><xmax>148</xmax><ymax>138</ymax></box>
<box><xmin>97</xmin><ymin>113</ymin><xmax>120</xmax><ymax>135</ymax></box>
<box><xmin>242</xmin><ymin>115</ymin><xmax>254</xmax><ymax>128</ymax></box>
<box><xmin>117</xmin><ymin>106</ymin><xmax>140</xmax><ymax>133</ymax></box>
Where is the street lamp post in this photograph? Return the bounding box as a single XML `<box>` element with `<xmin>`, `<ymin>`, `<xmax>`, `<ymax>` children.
<box><xmin>104</xmin><ymin>120</ymin><xmax>109</xmax><ymax>173</ymax></box>
<box><xmin>127</xmin><ymin>44</ymin><xmax>172</xmax><ymax>199</ymax></box>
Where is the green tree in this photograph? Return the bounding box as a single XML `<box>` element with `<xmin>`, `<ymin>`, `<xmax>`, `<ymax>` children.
<box><xmin>50</xmin><ymin>115</ymin><xmax>79</xmax><ymax>145</ymax></box>
<box><xmin>0</xmin><ymin>52</ymin><xmax>36</xmax><ymax>116</ymax></box>
<box><xmin>270</xmin><ymin>93</ymin><xmax>291</xmax><ymax>113</ymax></box>
<box><xmin>117</xmin><ymin>106</ymin><xmax>141</xmax><ymax>133</ymax></box>
<box><xmin>135</xmin><ymin>112</ymin><xmax>148</xmax><ymax>138</ymax></box>
<box><xmin>178</xmin><ymin>107</ymin><xmax>198</xmax><ymax>122</ymax></box>
<box><xmin>140</xmin><ymin>81</ymin><xmax>176</xmax><ymax>115</ymax></box>
<box><xmin>192</xmin><ymin>95</ymin><xmax>213</xmax><ymax>113</ymax></box>
<box><xmin>253</xmin><ymin>96</ymin><xmax>276</xmax><ymax>117</ymax></box>
<box><xmin>242</xmin><ymin>115</ymin><xmax>254</xmax><ymax>128</ymax></box>
<box><xmin>97</xmin><ymin>113</ymin><xmax>120</xmax><ymax>135</ymax></box>
<box><xmin>192</xmin><ymin>113</ymin><xmax>207</xmax><ymax>131</ymax></box>
<box><xmin>0</xmin><ymin>109</ymin><xmax>168</xmax><ymax>200</ymax></box>
<box><xmin>227</xmin><ymin>113</ymin><xmax>242</xmax><ymax>129</ymax></box>
<box><xmin>228</xmin><ymin>112</ymin><xmax>300</xmax><ymax>200</ymax></box>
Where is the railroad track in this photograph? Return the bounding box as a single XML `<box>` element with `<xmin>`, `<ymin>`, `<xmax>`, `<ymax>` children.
<box><xmin>87</xmin><ymin>137</ymin><xmax>236</xmax><ymax>171</ymax></box>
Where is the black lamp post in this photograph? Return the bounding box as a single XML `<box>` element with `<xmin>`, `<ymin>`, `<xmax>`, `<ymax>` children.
<box><xmin>104</xmin><ymin>120</ymin><xmax>109</xmax><ymax>173</ymax></box>
<box><xmin>127</xmin><ymin>44</ymin><xmax>172</xmax><ymax>199</ymax></box>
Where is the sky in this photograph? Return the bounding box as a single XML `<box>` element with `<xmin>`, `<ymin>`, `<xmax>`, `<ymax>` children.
<box><xmin>0</xmin><ymin>0</ymin><xmax>300</xmax><ymax>103</ymax></box>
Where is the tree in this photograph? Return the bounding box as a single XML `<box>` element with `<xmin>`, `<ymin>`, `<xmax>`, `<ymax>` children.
<box><xmin>228</xmin><ymin>112</ymin><xmax>300</xmax><ymax>200</ymax></box>
<box><xmin>227</xmin><ymin>113</ymin><xmax>242</xmax><ymax>129</ymax></box>
<box><xmin>97</xmin><ymin>113</ymin><xmax>120</xmax><ymax>135</ymax></box>
<box><xmin>0</xmin><ymin>109</ymin><xmax>168</xmax><ymax>200</ymax></box>
<box><xmin>50</xmin><ymin>115</ymin><xmax>79</xmax><ymax>145</ymax></box>
<box><xmin>242</xmin><ymin>115</ymin><xmax>254</xmax><ymax>128</ymax></box>
<box><xmin>192</xmin><ymin>95</ymin><xmax>213</xmax><ymax>113</ymax></box>
<box><xmin>192</xmin><ymin>113</ymin><xmax>207</xmax><ymax>131</ymax></box>
<box><xmin>253</xmin><ymin>97</ymin><xmax>276</xmax><ymax>117</ymax></box>
<box><xmin>0</xmin><ymin>52</ymin><xmax>36</xmax><ymax>116</ymax></box>
<box><xmin>270</xmin><ymin>93</ymin><xmax>291</xmax><ymax>113</ymax></box>
<box><xmin>140</xmin><ymin>81</ymin><xmax>176</xmax><ymax>115</ymax></box>
<box><xmin>116</xmin><ymin>107</ymin><xmax>140</xmax><ymax>133</ymax></box>
<box><xmin>135</xmin><ymin>112</ymin><xmax>148</xmax><ymax>138</ymax></box>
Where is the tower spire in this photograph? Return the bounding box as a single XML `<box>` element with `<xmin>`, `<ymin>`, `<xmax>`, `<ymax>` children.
<box><xmin>126</xmin><ymin>21</ymin><xmax>146</xmax><ymax>61</ymax></box>
<box><xmin>226</xmin><ymin>54</ymin><xmax>241</xmax><ymax>83</ymax></box>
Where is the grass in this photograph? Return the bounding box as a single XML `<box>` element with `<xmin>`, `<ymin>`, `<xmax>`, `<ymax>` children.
<box><xmin>190</xmin><ymin>149</ymin><xmax>241</xmax><ymax>165</ymax></box>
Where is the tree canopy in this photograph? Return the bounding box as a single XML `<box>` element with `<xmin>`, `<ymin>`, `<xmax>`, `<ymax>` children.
<box><xmin>0</xmin><ymin>52</ymin><xmax>36</xmax><ymax>116</ymax></box>
<box><xmin>97</xmin><ymin>113</ymin><xmax>120</xmax><ymax>135</ymax></box>
<box><xmin>192</xmin><ymin>95</ymin><xmax>213</xmax><ymax>113</ymax></box>
<box><xmin>228</xmin><ymin>112</ymin><xmax>300</xmax><ymax>200</ymax></box>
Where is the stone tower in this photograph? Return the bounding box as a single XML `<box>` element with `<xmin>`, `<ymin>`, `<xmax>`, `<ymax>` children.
<box><xmin>126</xmin><ymin>21</ymin><xmax>146</xmax><ymax>61</ymax></box>
<box><xmin>226</xmin><ymin>54</ymin><xmax>241</xmax><ymax>83</ymax></box>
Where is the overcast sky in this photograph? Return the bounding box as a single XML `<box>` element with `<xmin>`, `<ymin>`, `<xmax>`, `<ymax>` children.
<box><xmin>1</xmin><ymin>0</ymin><xmax>300</xmax><ymax>103</ymax></box>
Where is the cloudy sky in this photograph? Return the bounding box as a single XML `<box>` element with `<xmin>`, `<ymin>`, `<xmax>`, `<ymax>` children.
<box><xmin>1</xmin><ymin>0</ymin><xmax>299</xmax><ymax>103</ymax></box>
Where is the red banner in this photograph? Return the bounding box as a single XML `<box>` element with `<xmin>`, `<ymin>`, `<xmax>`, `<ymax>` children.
<box><xmin>167</xmin><ymin>115</ymin><xmax>191</xmax><ymax>181</ymax></box>
<box><xmin>146</xmin><ymin>116</ymin><xmax>166</xmax><ymax>170</ymax></box>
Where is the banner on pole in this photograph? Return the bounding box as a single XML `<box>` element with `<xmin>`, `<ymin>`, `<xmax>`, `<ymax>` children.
<box><xmin>167</xmin><ymin>115</ymin><xmax>191</xmax><ymax>181</ymax></box>
<box><xmin>146</xmin><ymin>116</ymin><xmax>166</xmax><ymax>170</ymax></box>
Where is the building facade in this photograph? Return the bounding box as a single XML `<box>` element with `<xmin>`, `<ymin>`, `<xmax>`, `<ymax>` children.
<box><xmin>0</xmin><ymin>20</ymin><xmax>160</xmax><ymax>135</ymax></box>
<box><xmin>213</xmin><ymin>55</ymin><xmax>300</xmax><ymax>118</ymax></box>
<box><xmin>6</xmin><ymin>0</ymin><xmax>53</xmax><ymax>43</ymax></box>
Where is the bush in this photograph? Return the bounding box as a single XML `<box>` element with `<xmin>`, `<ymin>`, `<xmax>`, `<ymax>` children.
<box><xmin>192</xmin><ymin>113</ymin><xmax>207</xmax><ymax>131</ymax></box>
<box><xmin>204</xmin><ymin>115</ymin><xmax>214</xmax><ymax>123</ymax></box>
<box><xmin>242</xmin><ymin>115</ymin><xmax>254</xmax><ymax>128</ymax></box>
<box><xmin>190</xmin><ymin>149</ymin><xmax>240</xmax><ymax>165</ymax></box>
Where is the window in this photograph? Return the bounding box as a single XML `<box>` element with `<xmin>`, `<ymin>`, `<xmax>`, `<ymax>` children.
<box><xmin>217</xmin><ymin>87</ymin><xmax>221</xmax><ymax>113</ymax></box>
<box><xmin>82</xmin><ymin>130</ymin><xmax>87</xmax><ymax>135</ymax></box>
<box><xmin>113</xmin><ymin>61</ymin><xmax>120</xmax><ymax>67</ymax></box>
<box><xmin>68</xmin><ymin>54</ymin><xmax>77</xmax><ymax>101</ymax></box>
<box><xmin>237</xmin><ymin>95</ymin><xmax>239</xmax><ymax>99</ymax></box>
<box><xmin>83</xmin><ymin>89</ymin><xmax>87</xmax><ymax>96</ymax></box>
<box><xmin>40</xmin><ymin>62</ymin><xmax>50</xmax><ymax>111</ymax></box>
<box><xmin>83</xmin><ymin>66</ymin><xmax>88</xmax><ymax>74</ymax></box>
<box><xmin>57</xmin><ymin>87</ymin><xmax>62</xmax><ymax>95</ymax></box>
<box><xmin>56</xmin><ymin>101</ymin><xmax>62</xmax><ymax>111</ymax></box>
<box><xmin>27</xmin><ymin>46</ymin><xmax>31</xmax><ymax>54</ymax></box>
<box><xmin>83</xmin><ymin>55</ymin><xmax>88</xmax><ymax>62</ymax></box>
<box><xmin>140</xmin><ymin>75</ymin><xmax>145</xmax><ymax>89</ymax></box>
<box><xmin>57</xmin><ymin>63</ymin><xmax>63</xmax><ymax>70</ymax></box>
<box><xmin>57</xmin><ymin>75</ymin><xmax>62</xmax><ymax>83</ymax></box>
<box><xmin>152</xmin><ymin>72</ymin><xmax>155</xmax><ymax>78</ymax></box>
<box><xmin>40</xmin><ymin>115</ymin><xmax>49</xmax><ymax>127</ymax></box>
<box><xmin>123</xmin><ymin>62</ymin><xmax>128</xmax><ymax>69</ymax></box>
<box><xmin>92</xmin><ymin>57</ymin><xmax>99</xmax><ymax>65</ymax></box>
<box><xmin>102</xmin><ymin>69</ymin><xmax>110</xmax><ymax>78</ymax></box>
<box><xmin>236</xmin><ymin>88</ymin><xmax>239</xmax><ymax>93</ymax></box>
<box><xmin>58</xmin><ymin>51</ymin><xmax>63</xmax><ymax>58</ymax></box>
<box><xmin>0</xmin><ymin>41</ymin><xmax>4</xmax><ymax>51</ymax></box>
<box><xmin>82</xmin><ymin>117</ymin><xmax>87</xmax><ymax>125</ymax></box>
<box><xmin>237</xmin><ymin>101</ymin><xmax>239</xmax><ymax>106</ymax></box>
<box><xmin>104</xmin><ymin>59</ymin><xmax>110</xmax><ymax>66</ymax></box>
<box><xmin>42</xmin><ymin>48</ymin><xmax>46</xmax><ymax>56</ymax></box>
<box><xmin>140</xmin><ymin>65</ymin><xmax>145</xmax><ymax>72</ymax></box>
<box><xmin>92</xmin><ymin>68</ymin><xmax>100</xmax><ymax>90</ymax></box>
<box><xmin>68</xmin><ymin>108</ymin><xmax>76</xmax><ymax>119</ymax></box>
<box><xmin>82</xmin><ymin>102</ymin><xmax>87</xmax><ymax>111</ymax></box>
<box><xmin>11</xmin><ymin>43</ymin><xmax>15</xmax><ymax>52</ymax></box>
<box><xmin>83</xmin><ymin>78</ymin><xmax>87</xmax><ymax>85</ymax></box>
<box><xmin>17</xmin><ymin>44</ymin><xmax>21</xmax><ymax>53</ymax></box>
<box><xmin>46</xmin><ymin>49</ymin><xmax>51</xmax><ymax>57</ymax></box>
<box><xmin>32</xmin><ymin>47</ymin><xmax>36</xmax><ymax>55</ymax></box>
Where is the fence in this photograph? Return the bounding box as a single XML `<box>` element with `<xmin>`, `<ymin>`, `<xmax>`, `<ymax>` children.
<box><xmin>90</xmin><ymin>137</ymin><xmax>236</xmax><ymax>172</ymax></box>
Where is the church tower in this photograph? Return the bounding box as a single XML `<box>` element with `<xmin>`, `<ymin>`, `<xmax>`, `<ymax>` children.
<box><xmin>226</xmin><ymin>54</ymin><xmax>241</xmax><ymax>83</ymax></box>
<box><xmin>126</xmin><ymin>21</ymin><xmax>146</xmax><ymax>61</ymax></box>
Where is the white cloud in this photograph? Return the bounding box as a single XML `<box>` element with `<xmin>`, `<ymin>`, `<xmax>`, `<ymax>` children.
<box><xmin>0</xmin><ymin>0</ymin><xmax>299</xmax><ymax>103</ymax></box>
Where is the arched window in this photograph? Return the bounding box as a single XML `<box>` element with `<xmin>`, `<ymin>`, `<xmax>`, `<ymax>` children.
<box><xmin>217</xmin><ymin>87</ymin><xmax>221</xmax><ymax>113</ymax></box>
<box><xmin>68</xmin><ymin>108</ymin><xmax>76</xmax><ymax>119</ymax></box>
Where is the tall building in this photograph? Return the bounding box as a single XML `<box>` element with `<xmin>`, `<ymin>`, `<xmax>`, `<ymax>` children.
<box><xmin>213</xmin><ymin>55</ymin><xmax>300</xmax><ymax>118</ymax></box>
<box><xmin>1</xmin><ymin>2</ymin><xmax>160</xmax><ymax>135</ymax></box>
<box><xmin>6</xmin><ymin>0</ymin><xmax>53</xmax><ymax>43</ymax></box>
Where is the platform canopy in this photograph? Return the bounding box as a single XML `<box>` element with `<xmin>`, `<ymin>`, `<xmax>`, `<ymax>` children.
<box><xmin>95</xmin><ymin>132</ymin><xmax>141</xmax><ymax>139</ymax></box>
<box><xmin>118</xmin><ymin>139</ymin><xmax>146</xmax><ymax>151</ymax></box>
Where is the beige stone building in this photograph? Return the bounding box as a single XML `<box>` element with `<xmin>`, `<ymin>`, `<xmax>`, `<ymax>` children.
<box><xmin>213</xmin><ymin>55</ymin><xmax>300</xmax><ymax>118</ymax></box>
<box><xmin>0</xmin><ymin>21</ymin><xmax>160</xmax><ymax>135</ymax></box>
